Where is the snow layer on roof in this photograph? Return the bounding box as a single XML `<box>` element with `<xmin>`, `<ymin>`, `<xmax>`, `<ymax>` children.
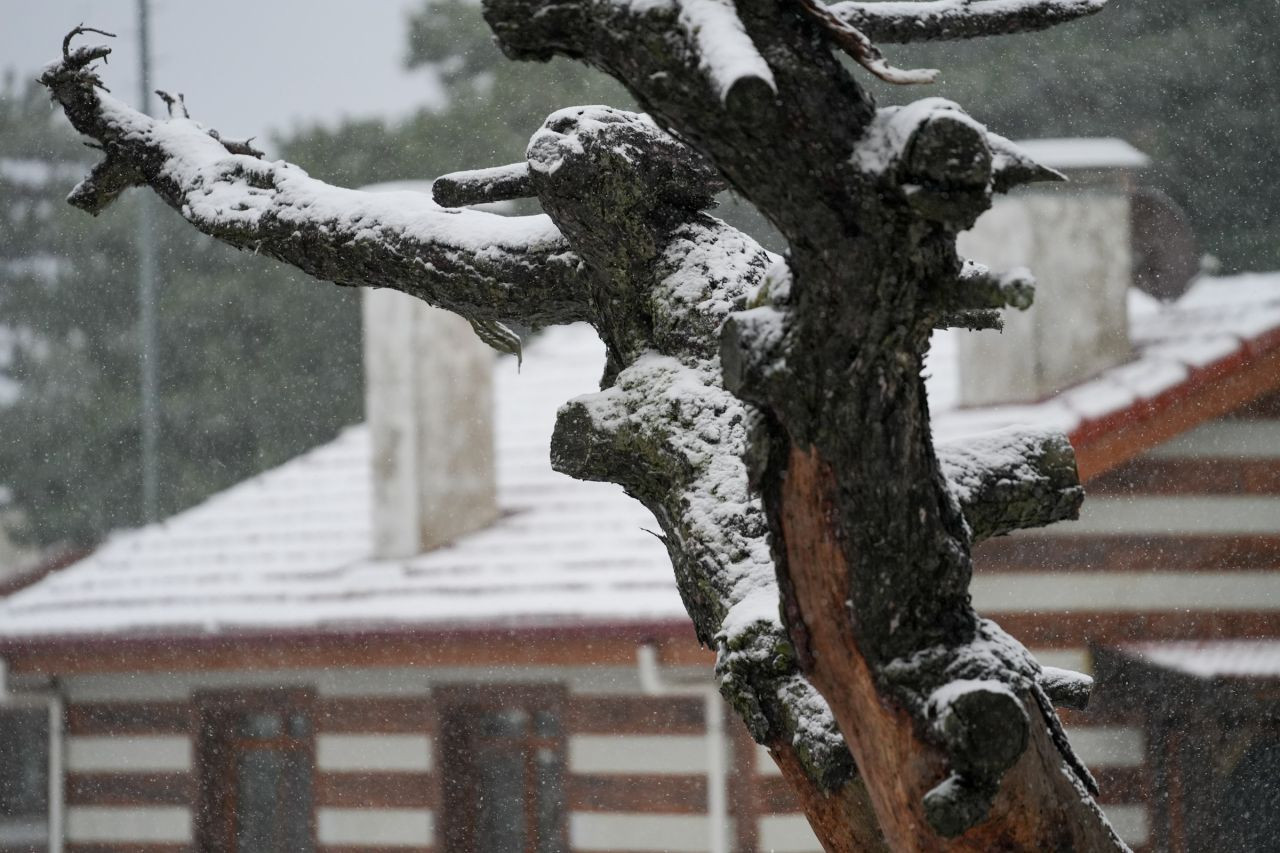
<box><xmin>4</xmin><ymin>274</ymin><xmax>1280</xmax><ymax>639</ymax></box>
<box><xmin>1125</xmin><ymin>641</ymin><xmax>1280</xmax><ymax>679</ymax></box>
<box><xmin>1012</xmin><ymin>138</ymin><xmax>1150</xmax><ymax>171</ymax></box>
<box><xmin>0</xmin><ymin>325</ymin><xmax>677</xmax><ymax>638</ymax></box>
<box><xmin>928</xmin><ymin>272</ymin><xmax>1280</xmax><ymax>443</ymax></box>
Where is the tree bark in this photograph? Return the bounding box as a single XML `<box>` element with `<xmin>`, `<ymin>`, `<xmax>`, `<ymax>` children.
<box><xmin>42</xmin><ymin>1</ymin><xmax>1130</xmax><ymax>845</ymax></box>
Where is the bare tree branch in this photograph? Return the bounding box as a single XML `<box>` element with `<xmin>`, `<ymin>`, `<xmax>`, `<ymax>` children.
<box><xmin>433</xmin><ymin>162</ymin><xmax>534</xmax><ymax>207</ymax></box>
<box><xmin>40</xmin><ymin>36</ymin><xmax>592</xmax><ymax>330</ymax></box>
<box><xmin>829</xmin><ymin>0</ymin><xmax>1108</xmax><ymax>44</ymax></box>
<box><xmin>792</xmin><ymin>0</ymin><xmax>939</xmax><ymax>84</ymax></box>
<box><xmin>938</xmin><ymin>426</ymin><xmax>1085</xmax><ymax>542</ymax></box>
<box><xmin>1039</xmin><ymin>665</ymin><xmax>1093</xmax><ymax>711</ymax></box>
<box><xmin>41</xmin><ymin>1</ymin><xmax>1127</xmax><ymax>840</ymax></box>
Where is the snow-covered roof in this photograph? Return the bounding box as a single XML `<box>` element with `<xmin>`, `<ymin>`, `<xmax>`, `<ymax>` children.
<box><xmin>1012</xmin><ymin>138</ymin><xmax>1151</xmax><ymax>172</ymax></box>
<box><xmin>928</xmin><ymin>273</ymin><xmax>1280</xmax><ymax>444</ymax></box>
<box><xmin>2</xmin><ymin>273</ymin><xmax>1280</xmax><ymax>641</ymax></box>
<box><xmin>0</xmin><ymin>325</ymin><xmax>677</xmax><ymax>638</ymax></box>
<box><xmin>1119</xmin><ymin>640</ymin><xmax>1280</xmax><ymax>680</ymax></box>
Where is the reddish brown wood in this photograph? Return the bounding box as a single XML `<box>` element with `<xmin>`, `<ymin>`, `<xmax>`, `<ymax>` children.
<box><xmin>1234</xmin><ymin>388</ymin><xmax>1280</xmax><ymax>419</ymax></box>
<box><xmin>434</xmin><ymin>684</ymin><xmax>568</xmax><ymax>853</ymax></box>
<box><xmin>568</xmin><ymin>774</ymin><xmax>707</xmax><ymax>813</ymax></box>
<box><xmin>66</xmin><ymin>701</ymin><xmax>194</xmax><ymax>735</ymax></box>
<box><xmin>65</xmin><ymin>772</ymin><xmax>196</xmax><ymax>806</ymax></box>
<box><xmin>64</xmin><ymin>840</ymin><xmax>189</xmax><ymax>845</ymax></box>
<box><xmin>779</xmin><ymin>447</ymin><xmax>1122</xmax><ymax>851</ymax></box>
<box><xmin>995</xmin><ymin>610</ymin><xmax>1280</xmax><ymax>647</ymax></box>
<box><xmin>1092</xmin><ymin>766</ymin><xmax>1150</xmax><ymax>805</ymax></box>
<box><xmin>566</xmin><ymin>695</ymin><xmax>706</xmax><ymax>734</ymax></box>
<box><xmin>315</xmin><ymin>697</ymin><xmax>434</xmax><ymax>733</ymax></box>
<box><xmin>1087</xmin><ymin>457</ymin><xmax>1280</xmax><ymax>496</ymax></box>
<box><xmin>728</xmin><ymin>716</ymin><xmax>761</xmax><ymax>852</ymax></box>
<box><xmin>315</xmin><ymin>771</ymin><xmax>435</xmax><ymax>808</ymax></box>
<box><xmin>1073</xmin><ymin>341</ymin><xmax>1280</xmax><ymax>480</ymax></box>
<box><xmin>975</xmin><ymin>534</ymin><xmax>1280</xmax><ymax>573</ymax></box>
<box><xmin>758</xmin><ymin>776</ymin><xmax>802</xmax><ymax>814</ymax></box>
<box><xmin>317</xmin><ymin>847</ymin><xmax>431</xmax><ymax>853</ymax></box>
<box><xmin>765</xmin><ymin>741</ymin><xmax>887</xmax><ymax>853</ymax></box>
<box><xmin>0</xmin><ymin>622</ymin><xmax>710</xmax><ymax>677</ymax></box>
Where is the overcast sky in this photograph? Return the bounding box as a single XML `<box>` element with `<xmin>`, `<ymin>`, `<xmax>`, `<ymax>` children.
<box><xmin>2</xmin><ymin>0</ymin><xmax>444</xmax><ymax>146</ymax></box>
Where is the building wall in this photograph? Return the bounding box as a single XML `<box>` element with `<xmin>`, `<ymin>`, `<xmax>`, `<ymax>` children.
<box><xmin>34</xmin><ymin>394</ymin><xmax>1280</xmax><ymax>852</ymax></box>
<box><xmin>52</xmin><ymin>664</ymin><xmax>760</xmax><ymax>853</ymax></box>
<box><xmin>47</xmin><ymin>652</ymin><xmax>1170</xmax><ymax>852</ymax></box>
<box><xmin>969</xmin><ymin>389</ymin><xmax>1280</xmax><ymax>851</ymax></box>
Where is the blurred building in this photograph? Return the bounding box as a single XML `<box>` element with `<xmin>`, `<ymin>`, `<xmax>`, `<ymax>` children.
<box><xmin>0</xmin><ymin>144</ymin><xmax>1278</xmax><ymax>852</ymax></box>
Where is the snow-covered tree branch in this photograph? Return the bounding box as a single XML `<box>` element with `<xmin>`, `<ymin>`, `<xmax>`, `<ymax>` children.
<box><xmin>42</xmin><ymin>0</ymin><xmax>1130</xmax><ymax>842</ymax></box>
<box><xmin>830</xmin><ymin>0</ymin><xmax>1108</xmax><ymax>44</ymax></box>
<box><xmin>41</xmin><ymin>37</ymin><xmax>591</xmax><ymax>339</ymax></box>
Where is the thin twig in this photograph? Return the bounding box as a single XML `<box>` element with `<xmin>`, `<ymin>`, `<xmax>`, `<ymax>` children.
<box><xmin>791</xmin><ymin>0</ymin><xmax>938</xmax><ymax>84</ymax></box>
<box><xmin>62</xmin><ymin>24</ymin><xmax>116</xmax><ymax>59</ymax></box>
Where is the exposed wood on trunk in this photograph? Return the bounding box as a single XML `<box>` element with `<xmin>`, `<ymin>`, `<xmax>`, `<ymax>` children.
<box><xmin>40</xmin><ymin>0</ymin><xmax>1134</xmax><ymax>842</ymax></box>
<box><xmin>778</xmin><ymin>447</ymin><xmax>1124</xmax><ymax>850</ymax></box>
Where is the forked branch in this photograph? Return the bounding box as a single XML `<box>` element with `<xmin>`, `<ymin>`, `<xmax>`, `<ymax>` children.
<box><xmin>792</xmin><ymin>0</ymin><xmax>939</xmax><ymax>84</ymax></box>
<box><xmin>40</xmin><ymin>33</ymin><xmax>592</xmax><ymax>332</ymax></box>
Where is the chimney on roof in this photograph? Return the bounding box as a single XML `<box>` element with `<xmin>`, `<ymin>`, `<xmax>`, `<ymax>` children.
<box><xmin>955</xmin><ymin>138</ymin><xmax>1150</xmax><ymax>407</ymax></box>
<box><xmin>363</xmin><ymin>288</ymin><xmax>499</xmax><ymax>559</ymax></box>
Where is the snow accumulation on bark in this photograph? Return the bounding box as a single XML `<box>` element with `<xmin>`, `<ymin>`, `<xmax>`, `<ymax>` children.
<box><xmin>42</xmin><ymin>37</ymin><xmax>590</xmax><ymax>339</ymax></box>
<box><xmin>831</xmin><ymin>0</ymin><xmax>1108</xmax><ymax>43</ymax></box>
<box><xmin>43</xmin><ymin>0</ymin><xmax>1128</xmax><ymax>842</ymax></box>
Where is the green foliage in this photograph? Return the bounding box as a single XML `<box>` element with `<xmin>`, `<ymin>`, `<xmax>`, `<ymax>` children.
<box><xmin>0</xmin><ymin>79</ymin><xmax>363</xmax><ymax>547</ymax></box>
<box><xmin>876</xmin><ymin>0</ymin><xmax>1279</xmax><ymax>272</ymax></box>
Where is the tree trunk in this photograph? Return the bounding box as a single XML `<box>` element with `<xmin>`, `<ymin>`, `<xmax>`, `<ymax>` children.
<box><xmin>42</xmin><ymin>0</ymin><xmax>1132</xmax><ymax>844</ymax></box>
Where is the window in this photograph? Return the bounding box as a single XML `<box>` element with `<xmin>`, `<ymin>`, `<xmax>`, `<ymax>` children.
<box><xmin>438</xmin><ymin>687</ymin><xmax>567</xmax><ymax>853</ymax></box>
<box><xmin>196</xmin><ymin>690</ymin><xmax>315</xmax><ymax>853</ymax></box>
<box><xmin>0</xmin><ymin>707</ymin><xmax>48</xmax><ymax>850</ymax></box>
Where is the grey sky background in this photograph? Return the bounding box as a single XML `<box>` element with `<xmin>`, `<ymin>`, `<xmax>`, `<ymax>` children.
<box><xmin>2</xmin><ymin>1</ymin><xmax>444</xmax><ymax>148</ymax></box>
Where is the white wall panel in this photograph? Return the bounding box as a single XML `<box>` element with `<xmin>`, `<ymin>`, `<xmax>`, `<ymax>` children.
<box><xmin>1066</xmin><ymin>726</ymin><xmax>1146</xmax><ymax>768</ymax></box>
<box><xmin>1103</xmin><ymin>804</ymin><xmax>1150</xmax><ymax>846</ymax></box>
<box><xmin>66</xmin><ymin>735</ymin><xmax>192</xmax><ymax>772</ymax></box>
<box><xmin>1146</xmin><ymin>421</ymin><xmax>1280</xmax><ymax>459</ymax></box>
<box><xmin>316</xmin><ymin>734</ymin><xmax>432</xmax><ymax>771</ymax></box>
<box><xmin>570</xmin><ymin>813</ymin><xmax>728</xmax><ymax>852</ymax></box>
<box><xmin>569</xmin><ymin>735</ymin><xmax>722</xmax><ymax>774</ymax></box>
<box><xmin>973</xmin><ymin>572</ymin><xmax>1280</xmax><ymax>612</ymax></box>
<box><xmin>66</xmin><ymin>806</ymin><xmax>191</xmax><ymax>843</ymax></box>
<box><xmin>758</xmin><ymin>814</ymin><xmax>824</xmax><ymax>852</ymax></box>
<box><xmin>316</xmin><ymin>807</ymin><xmax>434</xmax><ymax>846</ymax></box>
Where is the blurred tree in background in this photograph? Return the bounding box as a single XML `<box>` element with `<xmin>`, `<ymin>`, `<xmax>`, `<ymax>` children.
<box><xmin>1</xmin><ymin>0</ymin><xmax>1273</xmax><ymax>550</ymax></box>
<box><xmin>283</xmin><ymin>0</ymin><xmax>629</xmax><ymax>187</ymax></box>
<box><xmin>877</xmin><ymin>0</ymin><xmax>1277</xmax><ymax>273</ymax></box>
<box><xmin>0</xmin><ymin>79</ymin><xmax>363</xmax><ymax>548</ymax></box>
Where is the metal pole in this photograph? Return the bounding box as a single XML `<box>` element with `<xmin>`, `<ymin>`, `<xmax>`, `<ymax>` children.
<box><xmin>136</xmin><ymin>0</ymin><xmax>159</xmax><ymax>522</ymax></box>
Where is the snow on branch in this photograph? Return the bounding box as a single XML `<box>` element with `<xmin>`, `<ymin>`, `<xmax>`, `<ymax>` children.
<box><xmin>987</xmin><ymin>130</ymin><xmax>1066</xmax><ymax>192</ymax></box>
<box><xmin>1039</xmin><ymin>665</ymin><xmax>1093</xmax><ymax>710</ymax></box>
<box><xmin>433</xmin><ymin>162</ymin><xmax>534</xmax><ymax>207</ymax></box>
<box><xmin>854</xmin><ymin>99</ymin><xmax>1062</xmax><ymax>200</ymax></box>
<box><xmin>791</xmin><ymin>0</ymin><xmax>938</xmax><ymax>84</ymax></box>
<box><xmin>829</xmin><ymin>0</ymin><xmax>1108</xmax><ymax>44</ymax></box>
<box><xmin>40</xmin><ymin>31</ymin><xmax>592</xmax><ymax>334</ymax></box>
<box><xmin>934</xmin><ymin>260</ymin><xmax>1035</xmax><ymax>329</ymax></box>
<box><xmin>676</xmin><ymin>0</ymin><xmax>777</xmax><ymax>102</ymax></box>
<box><xmin>549</xmin><ymin>214</ymin><xmax>863</xmax><ymax>797</ymax></box>
<box><xmin>939</xmin><ymin>425</ymin><xmax>1083</xmax><ymax>542</ymax></box>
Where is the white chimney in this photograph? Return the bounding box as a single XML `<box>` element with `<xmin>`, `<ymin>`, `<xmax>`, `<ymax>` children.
<box><xmin>956</xmin><ymin>138</ymin><xmax>1149</xmax><ymax>406</ymax></box>
<box><xmin>363</xmin><ymin>287</ymin><xmax>499</xmax><ymax>559</ymax></box>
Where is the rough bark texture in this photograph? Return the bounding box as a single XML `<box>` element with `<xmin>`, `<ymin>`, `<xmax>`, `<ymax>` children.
<box><xmin>43</xmin><ymin>1</ymin><xmax>1128</xmax><ymax>846</ymax></box>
